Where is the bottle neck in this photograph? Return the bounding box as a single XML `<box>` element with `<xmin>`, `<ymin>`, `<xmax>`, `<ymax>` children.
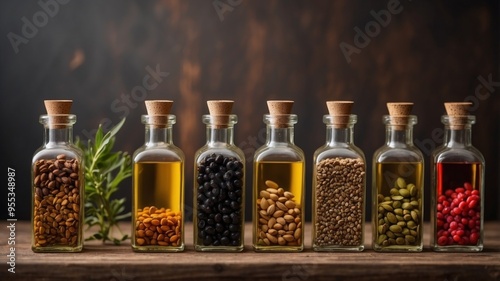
<box><xmin>266</xmin><ymin>125</ymin><xmax>294</xmax><ymax>145</ymax></box>
<box><xmin>444</xmin><ymin>126</ymin><xmax>472</xmax><ymax>148</ymax></box>
<box><xmin>385</xmin><ymin>126</ymin><xmax>413</xmax><ymax>147</ymax></box>
<box><xmin>326</xmin><ymin>125</ymin><xmax>352</xmax><ymax>146</ymax></box>
<box><xmin>206</xmin><ymin>126</ymin><xmax>234</xmax><ymax>145</ymax></box>
<box><xmin>45</xmin><ymin>126</ymin><xmax>73</xmax><ymax>145</ymax></box>
<box><xmin>145</xmin><ymin>126</ymin><xmax>173</xmax><ymax>145</ymax></box>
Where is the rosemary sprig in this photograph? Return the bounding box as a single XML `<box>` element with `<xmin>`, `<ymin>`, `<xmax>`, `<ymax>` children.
<box><xmin>76</xmin><ymin>118</ymin><xmax>132</xmax><ymax>245</ymax></box>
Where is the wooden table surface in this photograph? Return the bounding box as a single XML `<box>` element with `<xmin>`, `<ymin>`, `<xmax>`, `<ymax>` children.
<box><xmin>1</xmin><ymin>221</ymin><xmax>499</xmax><ymax>281</ymax></box>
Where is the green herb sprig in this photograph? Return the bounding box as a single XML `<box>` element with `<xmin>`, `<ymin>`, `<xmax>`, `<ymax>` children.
<box><xmin>76</xmin><ymin>118</ymin><xmax>132</xmax><ymax>245</ymax></box>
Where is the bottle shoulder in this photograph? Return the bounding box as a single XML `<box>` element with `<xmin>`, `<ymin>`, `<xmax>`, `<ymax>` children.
<box><xmin>432</xmin><ymin>145</ymin><xmax>485</xmax><ymax>163</ymax></box>
<box><xmin>33</xmin><ymin>145</ymin><xmax>83</xmax><ymax>163</ymax></box>
<box><xmin>373</xmin><ymin>145</ymin><xmax>424</xmax><ymax>163</ymax></box>
<box><xmin>133</xmin><ymin>144</ymin><xmax>185</xmax><ymax>163</ymax></box>
<box><xmin>314</xmin><ymin>145</ymin><xmax>365</xmax><ymax>163</ymax></box>
<box><xmin>194</xmin><ymin>144</ymin><xmax>245</xmax><ymax>164</ymax></box>
<box><xmin>254</xmin><ymin>144</ymin><xmax>305</xmax><ymax>162</ymax></box>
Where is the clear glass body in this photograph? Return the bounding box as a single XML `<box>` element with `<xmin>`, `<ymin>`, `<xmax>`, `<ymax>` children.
<box><xmin>312</xmin><ymin>115</ymin><xmax>366</xmax><ymax>251</ymax></box>
<box><xmin>132</xmin><ymin>115</ymin><xmax>185</xmax><ymax>252</ymax></box>
<box><xmin>193</xmin><ymin>115</ymin><xmax>245</xmax><ymax>252</ymax></box>
<box><xmin>253</xmin><ymin>114</ymin><xmax>305</xmax><ymax>252</ymax></box>
<box><xmin>31</xmin><ymin>115</ymin><xmax>84</xmax><ymax>252</ymax></box>
<box><xmin>372</xmin><ymin>116</ymin><xmax>424</xmax><ymax>252</ymax></box>
<box><xmin>430</xmin><ymin>116</ymin><xmax>484</xmax><ymax>252</ymax></box>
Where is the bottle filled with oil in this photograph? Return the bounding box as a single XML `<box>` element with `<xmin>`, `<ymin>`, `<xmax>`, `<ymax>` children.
<box><xmin>132</xmin><ymin>100</ymin><xmax>185</xmax><ymax>252</ymax></box>
<box><xmin>430</xmin><ymin>102</ymin><xmax>484</xmax><ymax>252</ymax></box>
<box><xmin>253</xmin><ymin>100</ymin><xmax>305</xmax><ymax>252</ymax></box>
<box><xmin>372</xmin><ymin>102</ymin><xmax>424</xmax><ymax>252</ymax></box>
<box><xmin>193</xmin><ymin>100</ymin><xmax>245</xmax><ymax>252</ymax></box>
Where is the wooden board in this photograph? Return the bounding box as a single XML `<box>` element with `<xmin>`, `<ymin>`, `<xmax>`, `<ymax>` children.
<box><xmin>1</xmin><ymin>221</ymin><xmax>499</xmax><ymax>280</ymax></box>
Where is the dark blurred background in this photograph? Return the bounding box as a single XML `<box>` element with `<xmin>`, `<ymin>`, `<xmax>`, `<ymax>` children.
<box><xmin>1</xmin><ymin>0</ymin><xmax>498</xmax><ymax>222</ymax></box>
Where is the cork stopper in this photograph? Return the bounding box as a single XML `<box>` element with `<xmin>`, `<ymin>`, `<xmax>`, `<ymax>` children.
<box><xmin>267</xmin><ymin>100</ymin><xmax>294</xmax><ymax>128</ymax></box>
<box><xmin>44</xmin><ymin>100</ymin><xmax>73</xmax><ymax>128</ymax></box>
<box><xmin>386</xmin><ymin>102</ymin><xmax>414</xmax><ymax>130</ymax></box>
<box><xmin>326</xmin><ymin>101</ymin><xmax>353</xmax><ymax>128</ymax></box>
<box><xmin>145</xmin><ymin>100</ymin><xmax>173</xmax><ymax>127</ymax></box>
<box><xmin>444</xmin><ymin>102</ymin><xmax>472</xmax><ymax>129</ymax></box>
<box><xmin>207</xmin><ymin>100</ymin><xmax>234</xmax><ymax>128</ymax></box>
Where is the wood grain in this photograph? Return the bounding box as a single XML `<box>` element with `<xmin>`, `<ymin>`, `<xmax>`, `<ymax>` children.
<box><xmin>1</xmin><ymin>221</ymin><xmax>499</xmax><ymax>280</ymax></box>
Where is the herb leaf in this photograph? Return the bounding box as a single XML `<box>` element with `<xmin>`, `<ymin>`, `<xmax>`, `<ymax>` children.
<box><xmin>76</xmin><ymin>118</ymin><xmax>132</xmax><ymax>244</ymax></box>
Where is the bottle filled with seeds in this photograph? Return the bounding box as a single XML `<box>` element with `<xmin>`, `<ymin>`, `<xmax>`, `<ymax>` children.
<box><xmin>193</xmin><ymin>100</ymin><xmax>245</xmax><ymax>252</ymax></box>
<box><xmin>431</xmin><ymin>102</ymin><xmax>484</xmax><ymax>252</ymax></box>
<box><xmin>31</xmin><ymin>100</ymin><xmax>84</xmax><ymax>252</ymax></box>
<box><xmin>132</xmin><ymin>100</ymin><xmax>185</xmax><ymax>252</ymax></box>
<box><xmin>312</xmin><ymin>101</ymin><xmax>366</xmax><ymax>251</ymax></box>
<box><xmin>372</xmin><ymin>102</ymin><xmax>424</xmax><ymax>252</ymax></box>
<box><xmin>253</xmin><ymin>100</ymin><xmax>305</xmax><ymax>252</ymax></box>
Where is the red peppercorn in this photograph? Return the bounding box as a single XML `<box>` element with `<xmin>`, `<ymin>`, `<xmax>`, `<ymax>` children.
<box><xmin>436</xmin><ymin>182</ymin><xmax>480</xmax><ymax>246</ymax></box>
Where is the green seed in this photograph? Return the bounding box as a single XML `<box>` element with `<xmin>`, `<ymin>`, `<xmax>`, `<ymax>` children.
<box><xmin>379</xmin><ymin>218</ymin><xmax>385</xmax><ymax>225</ymax></box>
<box><xmin>397</xmin><ymin>221</ymin><xmax>406</xmax><ymax>227</ymax></box>
<box><xmin>394</xmin><ymin>208</ymin><xmax>403</xmax><ymax>216</ymax></box>
<box><xmin>396</xmin><ymin>178</ymin><xmax>406</xmax><ymax>189</ymax></box>
<box><xmin>384</xmin><ymin>196</ymin><xmax>391</xmax><ymax>201</ymax></box>
<box><xmin>396</xmin><ymin>237</ymin><xmax>405</xmax><ymax>245</ymax></box>
<box><xmin>378</xmin><ymin>206</ymin><xmax>385</xmax><ymax>213</ymax></box>
<box><xmin>405</xmin><ymin>235</ymin><xmax>416</xmax><ymax>243</ymax></box>
<box><xmin>389</xmin><ymin>225</ymin><xmax>402</xmax><ymax>233</ymax></box>
<box><xmin>391</xmin><ymin>195</ymin><xmax>404</xmax><ymax>201</ymax></box>
<box><xmin>382</xmin><ymin>240</ymin><xmax>390</xmax><ymax>246</ymax></box>
<box><xmin>410</xmin><ymin>230</ymin><xmax>418</xmax><ymax>237</ymax></box>
<box><xmin>403</xmin><ymin>214</ymin><xmax>412</xmax><ymax>221</ymax></box>
<box><xmin>382</xmin><ymin>204</ymin><xmax>394</xmax><ymax>212</ymax></box>
<box><xmin>410</xmin><ymin>200</ymin><xmax>419</xmax><ymax>207</ymax></box>
<box><xmin>399</xmin><ymin>189</ymin><xmax>410</xmax><ymax>198</ymax></box>
<box><xmin>402</xmin><ymin>228</ymin><xmax>410</xmax><ymax>235</ymax></box>
<box><xmin>388</xmin><ymin>238</ymin><xmax>396</xmax><ymax>245</ymax></box>
<box><xmin>377</xmin><ymin>234</ymin><xmax>387</xmax><ymax>245</ymax></box>
<box><xmin>390</xmin><ymin>188</ymin><xmax>400</xmax><ymax>196</ymax></box>
<box><xmin>411</xmin><ymin>210</ymin><xmax>419</xmax><ymax>222</ymax></box>
<box><xmin>396</xmin><ymin>215</ymin><xmax>404</xmax><ymax>221</ymax></box>
<box><xmin>378</xmin><ymin>225</ymin><xmax>385</xmax><ymax>234</ymax></box>
<box><xmin>386</xmin><ymin>231</ymin><xmax>395</xmax><ymax>239</ymax></box>
<box><xmin>402</xmin><ymin>202</ymin><xmax>413</xmax><ymax>210</ymax></box>
<box><xmin>408</xmin><ymin>184</ymin><xmax>417</xmax><ymax>196</ymax></box>
<box><xmin>407</xmin><ymin>221</ymin><xmax>417</xmax><ymax>230</ymax></box>
<box><xmin>392</xmin><ymin>201</ymin><xmax>402</xmax><ymax>208</ymax></box>
<box><xmin>377</xmin><ymin>194</ymin><xmax>385</xmax><ymax>202</ymax></box>
<box><xmin>386</xmin><ymin>212</ymin><xmax>397</xmax><ymax>224</ymax></box>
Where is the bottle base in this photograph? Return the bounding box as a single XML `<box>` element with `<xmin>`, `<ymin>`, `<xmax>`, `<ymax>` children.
<box><xmin>195</xmin><ymin>245</ymin><xmax>244</xmax><ymax>252</ymax></box>
<box><xmin>431</xmin><ymin>245</ymin><xmax>483</xmax><ymax>252</ymax></box>
<box><xmin>132</xmin><ymin>245</ymin><xmax>185</xmax><ymax>252</ymax></box>
<box><xmin>373</xmin><ymin>245</ymin><xmax>423</xmax><ymax>252</ymax></box>
<box><xmin>313</xmin><ymin>245</ymin><xmax>364</xmax><ymax>252</ymax></box>
<box><xmin>32</xmin><ymin>245</ymin><xmax>83</xmax><ymax>253</ymax></box>
<box><xmin>253</xmin><ymin>245</ymin><xmax>303</xmax><ymax>252</ymax></box>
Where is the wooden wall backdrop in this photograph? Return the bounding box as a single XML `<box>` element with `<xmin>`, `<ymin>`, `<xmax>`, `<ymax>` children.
<box><xmin>1</xmin><ymin>0</ymin><xmax>498</xmax><ymax>222</ymax></box>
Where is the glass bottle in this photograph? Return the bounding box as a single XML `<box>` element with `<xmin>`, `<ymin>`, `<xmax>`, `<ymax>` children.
<box><xmin>193</xmin><ymin>100</ymin><xmax>245</xmax><ymax>252</ymax></box>
<box><xmin>372</xmin><ymin>102</ymin><xmax>424</xmax><ymax>252</ymax></box>
<box><xmin>132</xmin><ymin>100</ymin><xmax>185</xmax><ymax>252</ymax></box>
<box><xmin>431</xmin><ymin>102</ymin><xmax>484</xmax><ymax>252</ymax></box>
<box><xmin>253</xmin><ymin>100</ymin><xmax>305</xmax><ymax>252</ymax></box>
<box><xmin>31</xmin><ymin>100</ymin><xmax>84</xmax><ymax>252</ymax></box>
<box><xmin>312</xmin><ymin>101</ymin><xmax>366</xmax><ymax>252</ymax></box>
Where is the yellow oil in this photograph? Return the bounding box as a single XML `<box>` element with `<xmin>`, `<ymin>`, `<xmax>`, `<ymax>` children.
<box><xmin>253</xmin><ymin>160</ymin><xmax>304</xmax><ymax>251</ymax></box>
<box><xmin>375</xmin><ymin>162</ymin><xmax>423</xmax><ymax>197</ymax></box>
<box><xmin>133</xmin><ymin>161</ymin><xmax>183</xmax><ymax>213</ymax></box>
